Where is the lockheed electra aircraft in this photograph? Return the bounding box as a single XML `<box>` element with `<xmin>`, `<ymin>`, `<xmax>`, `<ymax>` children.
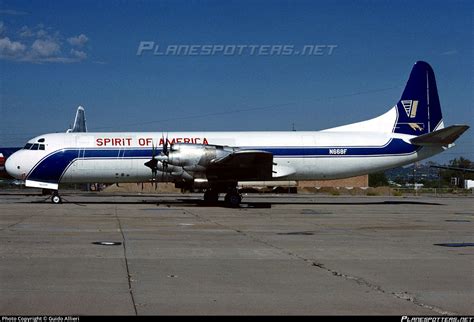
<box><xmin>5</xmin><ymin>61</ymin><xmax>469</xmax><ymax>206</ymax></box>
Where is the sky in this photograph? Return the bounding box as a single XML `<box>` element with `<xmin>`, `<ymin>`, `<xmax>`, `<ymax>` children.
<box><xmin>0</xmin><ymin>0</ymin><xmax>472</xmax><ymax>163</ymax></box>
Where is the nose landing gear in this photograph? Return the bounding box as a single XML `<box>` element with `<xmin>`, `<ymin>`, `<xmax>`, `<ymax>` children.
<box><xmin>51</xmin><ymin>191</ymin><xmax>62</xmax><ymax>204</ymax></box>
<box><xmin>42</xmin><ymin>189</ymin><xmax>62</xmax><ymax>204</ymax></box>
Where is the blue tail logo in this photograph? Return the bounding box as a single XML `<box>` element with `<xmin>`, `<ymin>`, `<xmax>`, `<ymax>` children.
<box><xmin>394</xmin><ymin>61</ymin><xmax>443</xmax><ymax>135</ymax></box>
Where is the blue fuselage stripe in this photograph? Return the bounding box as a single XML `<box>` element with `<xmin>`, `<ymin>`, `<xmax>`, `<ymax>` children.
<box><xmin>27</xmin><ymin>139</ymin><xmax>418</xmax><ymax>184</ymax></box>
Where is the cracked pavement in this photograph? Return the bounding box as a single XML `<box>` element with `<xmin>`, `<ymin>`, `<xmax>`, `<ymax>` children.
<box><xmin>1</xmin><ymin>192</ymin><xmax>472</xmax><ymax>315</ymax></box>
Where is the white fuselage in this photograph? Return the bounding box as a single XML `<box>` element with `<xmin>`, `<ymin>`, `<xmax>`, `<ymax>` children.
<box><xmin>6</xmin><ymin>129</ymin><xmax>443</xmax><ymax>190</ymax></box>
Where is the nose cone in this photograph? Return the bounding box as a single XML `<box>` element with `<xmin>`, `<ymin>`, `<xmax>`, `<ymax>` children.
<box><xmin>5</xmin><ymin>152</ymin><xmax>26</xmax><ymax>179</ymax></box>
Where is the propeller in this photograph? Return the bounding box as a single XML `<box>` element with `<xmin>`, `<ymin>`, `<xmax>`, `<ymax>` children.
<box><xmin>162</xmin><ymin>133</ymin><xmax>169</xmax><ymax>157</ymax></box>
<box><xmin>144</xmin><ymin>134</ymin><xmax>172</xmax><ymax>185</ymax></box>
<box><xmin>160</xmin><ymin>133</ymin><xmax>169</xmax><ymax>181</ymax></box>
<box><xmin>144</xmin><ymin>142</ymin><xmax>159</xmax><ymax>183</ymax></box>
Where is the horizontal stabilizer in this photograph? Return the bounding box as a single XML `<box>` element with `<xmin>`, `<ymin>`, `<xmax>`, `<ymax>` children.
<box><xmin>410</xmin><ymin>125</ymin><xmax>469</xmax><ymax>146</ymax></box>
<box><xmin>430</xmin><ymin>165</ymin><xmax>474</xmax><ymax>173</ymax></box>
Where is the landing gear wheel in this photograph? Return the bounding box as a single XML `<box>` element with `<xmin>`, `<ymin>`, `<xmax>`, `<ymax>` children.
<box><xmin>51</xmin><ymin>192</ymin><xmax>62</xmax><ymax>204</ymax></box>
<box><xmin>203</xmin><ymin>189</ymin><xmax>219</xmax><ymax>203</ymax></box>
<box><xmin>224</xmin><ymin>191</ymin><xmax>242</xmax><ymax>208</ymax></box>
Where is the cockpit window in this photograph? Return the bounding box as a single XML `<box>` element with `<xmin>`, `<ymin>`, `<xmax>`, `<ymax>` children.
<box><xmin>23</xmin><ymin>143</ymin><xmax>46</xmax><ymax>150</ymax></box>
<box><xmin>38</xmin><ymin>138</ymin><xmax>45</xmax><ymax>142</ymax></box>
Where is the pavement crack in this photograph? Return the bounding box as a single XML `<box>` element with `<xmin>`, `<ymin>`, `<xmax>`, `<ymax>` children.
<box><xmin>300</xmin><ymin>253</ymin><xmax>457</xmax><ymax>315</ymax></box>
<box><xmin>392</xmin><ymin>292</ymin><xmax>457</xmax><ymax>316</ymax></box>
<box><xmin>303</xmin><ymin>255</ymin><xmax>458</xmax><ymax>315</ymax></box>
<box><xmin>114</xmin><ymin>204</ymin><xmax>138</xmax><ymax>316</ymax></box>
<box><xmin>0</xmin><ymin>206</ymin><xmax>52</xmax><ymax>231</ymax></box>
<box><xmin>0</xmin><ymin>218</ymin><xmax>30</xmax><ymax>231</ymax></box>
<box><xmin>184</xmin><ymin>209</ymin><xmax>459</xmax><ymax>316</ymax></box>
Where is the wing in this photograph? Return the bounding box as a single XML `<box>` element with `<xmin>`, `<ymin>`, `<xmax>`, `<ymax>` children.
<box><xmin>206</xmin><ymin>150</ymin><xmax>274</xmax><ymax>181</ymax></box>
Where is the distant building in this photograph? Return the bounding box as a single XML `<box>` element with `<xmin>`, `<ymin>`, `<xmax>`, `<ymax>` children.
<box><xmin>297</xmin><ymin>175</ymin><xmax>369</xmax><ymax>188</ymax></box>
<box><xmin>464</xmin><ymin>180</ymin><xmax>474</xmax><ymax>190</ymax></box>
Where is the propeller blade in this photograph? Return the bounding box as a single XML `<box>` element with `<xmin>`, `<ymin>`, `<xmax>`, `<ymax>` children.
<box><xmin>162</xmin><ymin>133</ymin><xmax>169</xmax><ymax>156</ymax></box>
<box><xmin>144</xmin><ymin>140</ymin><xmax>160</xmax><ymax>182</ymax></box>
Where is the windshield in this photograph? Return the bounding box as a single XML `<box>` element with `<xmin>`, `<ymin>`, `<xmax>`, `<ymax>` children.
<box><xmin>23</xmin><ymin>143</ymin><xmax>46</xmax><ymax>150</ymax></box>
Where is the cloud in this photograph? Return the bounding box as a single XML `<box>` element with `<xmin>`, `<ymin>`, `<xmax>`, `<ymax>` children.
<box><xmin>0</xmin><ymin>37</ymin><xmax>27</xmax><ymax>58</ymax></box>
<box><xmin>0</xmin><ymin>22</ymin><xmax>90</xmax><ymax>63</ymax></box>
<box><xmin>440</xmin><ymin>50</ymin><xmax>458</xmax><ymax>56</ymax></box>
<box><xmin>19</xmin><ymin>24</ymin><xmax>59</xmax><ymax>40</ymax></box>
<box><xmin>67</xmin><ymin>34</ymin><xmax>88</xmax><ymax>47</ymax></box>
<box><xmin>29</xmin><ymin>56</ymin><xmax>80</xmax><ymax>63</ymax></box>
<box><xmin>19</xmin><ymin>26</ymin><xmax>34</xmax><ymax>37</ymax></box>
<box><xmin>71</xmin><ymin>48</ymin><xmax>87</xmax><ymax>60</ymax></box>
<box><xmin>31</xmin><ymin>39</ymin><xmax>60</xmax><ymax>57</ymax></box>
<box><xmin>36</xmin><ymin>29</ymin><xmax>48</xmax><ymax>38</ymax></box>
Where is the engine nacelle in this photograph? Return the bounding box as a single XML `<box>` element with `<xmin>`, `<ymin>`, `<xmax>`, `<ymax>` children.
<box><xmin>165</xmin><ymin>144</ymin><xmax>234</xmax><ymax>170</ymax></box>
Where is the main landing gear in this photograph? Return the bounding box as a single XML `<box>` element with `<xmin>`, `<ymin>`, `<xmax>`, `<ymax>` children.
<box><xmin>203</xmin><ymin>187</ymin><xmax>242</xmax><ymax>207</ymax></box>
<box><xmin>224</xmin><ymin>189</ymin><xmax>242</xmax><ymax>208</ymax></box>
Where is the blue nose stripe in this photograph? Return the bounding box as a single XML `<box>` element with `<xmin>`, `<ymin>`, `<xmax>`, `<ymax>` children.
<box><xmin>27</xmin><ymin>150</ymin><xmax>80</xmax><ymax>184</ymax></box>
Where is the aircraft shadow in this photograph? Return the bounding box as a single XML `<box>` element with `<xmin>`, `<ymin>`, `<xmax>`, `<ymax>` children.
<box><xmin>26</xmin><ymin>197</ymin><xmax>443</xmax><ymax>208</ymax></box>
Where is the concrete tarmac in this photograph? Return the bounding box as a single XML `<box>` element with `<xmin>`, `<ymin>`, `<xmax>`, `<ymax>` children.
<box><xmin>0</xmin><ymin>192</ymin><xmax>473</xmax><ymax>315</ymax></box>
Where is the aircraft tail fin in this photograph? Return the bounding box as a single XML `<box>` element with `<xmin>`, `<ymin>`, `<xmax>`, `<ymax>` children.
<box><xmin>410</xmin><ymin>125</ymin><xmax>469</xmax><ymax>146</ymax></box>
<box><xmin>322</xmin><ymin>62</ymin><xmax>448</xmax><ymax>135</ymax></box>
<box><xmin>394</xmin><ymin>61</ymin><xmax>444</xmax><ymax>135</ymax></box>
<box><xmin>67</xmin><ymin>106</ymin><xmax>87</xmax><ymax>133</ymax></box>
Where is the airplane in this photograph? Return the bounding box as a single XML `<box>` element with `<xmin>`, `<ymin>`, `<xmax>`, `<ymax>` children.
<box><xmin>5</xmin><ymin>61</ymin><xmax>470</xmax><ymax>206</ymax></box>
<box><xmin>0</xmin><ymin>153</ymin><xmax>5</xmax><ymax>175</ymax></box>
<box><xmin>66</xmin><ymin>106</ymin><xmax>88</xmax><ymax>133</ymax></box>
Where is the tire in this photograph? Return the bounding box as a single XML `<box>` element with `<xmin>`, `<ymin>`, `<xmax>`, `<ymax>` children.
<box><xmin>51</xmin><ymin>194</ymin><xmax>62</xmax><ymax>204</ymax></box>
<box><xmin>225</xmin><ymin>192</ymin><xmax>241</xmax><ymax>208</ymax></box>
